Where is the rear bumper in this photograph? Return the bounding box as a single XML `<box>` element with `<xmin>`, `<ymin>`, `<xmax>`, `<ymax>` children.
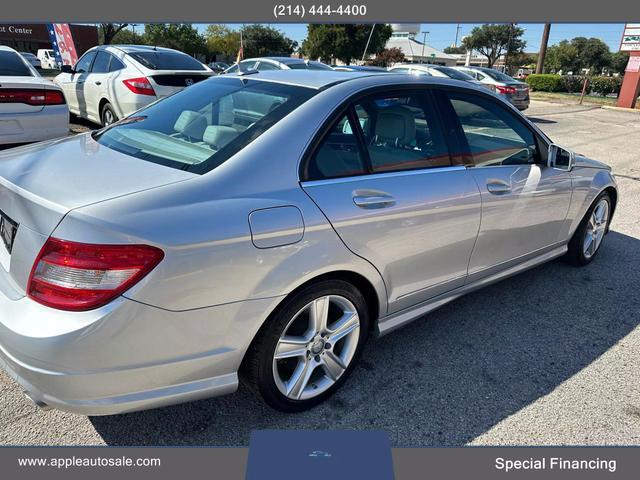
<box><xmin>0</xmin><ymin>276</ymin><xmax>282</xmax><ymax>415</ymax></box>
<box><xmin>0</xmin><ymin>105</ymin><xmax>69</xmax><ymax>145</ymax></box>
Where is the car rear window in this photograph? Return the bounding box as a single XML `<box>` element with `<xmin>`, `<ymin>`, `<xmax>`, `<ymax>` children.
<box><xmin>95</xmin><ymin>77</ymin><xmax>316</xmax><ymax>174</ymax></box>
<box><xmin>129</xmin><ymin>51</ymin><xmax>207</xmax><ymax>71</ymax></box>
<box><xmin>481</xmin><ymin>69</ymin><xmax>517</xmax><ymax>82</ymax></box>
<box><xmin>0</xmin><ymin>51</ymin><xmax>33</xmax><ymax>76</ymax></box>
<box><xmin>432</xmin><ymin>67</ymin><xmax>474</xmax><ymax>81</ymax></box>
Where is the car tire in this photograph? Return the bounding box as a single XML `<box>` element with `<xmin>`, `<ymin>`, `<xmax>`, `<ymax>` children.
<box><xmin>565</xmin><ymin>192</ymin><xmax>612</xmax><ymax>267</ymax></box>
<box><xmin>100</xmin><ymin>102</ymin><xmax>118</xmax><ymax>127</ymax></box>
<box><xmin>243</xmin><ymin>280</ymin><xmax>370</xmax><ymax>412</ymax></box>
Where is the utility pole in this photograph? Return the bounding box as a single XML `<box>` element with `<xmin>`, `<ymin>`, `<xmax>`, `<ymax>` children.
<box><xmin>536</xmin><ymin>23</ymin><xmax>551</xmax><ymax>74</ymax></box>
<box><xmin>454</xmin><ymin>24</ymin><xmax>461</xmax><ymax>47</ymax></box>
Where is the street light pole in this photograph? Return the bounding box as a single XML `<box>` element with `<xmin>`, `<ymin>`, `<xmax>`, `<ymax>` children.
<box><xmin>420</xmin><ymin>31</ymin><xmax>429</xmax><ymax>63</ymax></box>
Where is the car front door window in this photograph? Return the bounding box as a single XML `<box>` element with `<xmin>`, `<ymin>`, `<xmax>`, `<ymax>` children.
<box><xmin>446</xmin><ymin>92</ymin><xmax>537</xmax><ymax>167</ymax></box>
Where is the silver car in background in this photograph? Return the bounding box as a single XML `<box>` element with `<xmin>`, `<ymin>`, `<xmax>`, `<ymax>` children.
<box><xmin>0</xmin><ymin>46</ymin><xmax>69</xmax><ymax>145</ymax></box>
<box><xmin>454</xmin><ymin>66</ymin><xmax>530</xmax><ymax>110</ymax></box>
<box><xmin>0</xmin><ymin>71</ymin><xmax>616</xmax><ymax>414</ymax></box>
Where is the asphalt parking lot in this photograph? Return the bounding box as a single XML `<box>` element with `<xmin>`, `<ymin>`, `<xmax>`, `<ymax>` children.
<box><xmin>1</xmin><ymin>100</ymin><xmax>639</xmax><ymax>446</ymax></box>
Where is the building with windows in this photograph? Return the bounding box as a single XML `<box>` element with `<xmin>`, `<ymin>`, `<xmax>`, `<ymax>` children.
<box><xmin>385</xmin><ymin>24</ymin><xmax>457</xmax><ymax>66</ymax></box>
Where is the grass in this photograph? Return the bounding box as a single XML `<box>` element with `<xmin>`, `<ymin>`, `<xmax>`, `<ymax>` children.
<box><xmin>530</xmin><ymin>91</ymin><xmax>639</xmax><ymax>108</ymax></box>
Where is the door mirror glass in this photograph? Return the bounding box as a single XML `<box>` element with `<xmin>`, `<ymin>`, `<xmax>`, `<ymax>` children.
<box><xmin>60</xmin><ymin>64</ymin><xmax>74</xmax><ymax>74</ymax></box>
<box><xmin>548</xmin><ymin>144</ymin><xmax>575</xmax><ymax>171</ymax></box>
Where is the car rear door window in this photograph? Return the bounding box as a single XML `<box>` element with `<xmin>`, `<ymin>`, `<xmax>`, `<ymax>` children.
<box><xmin>256</xmin><ymin>61</ymin><xmax>279</xmax><ymax>71</ymax></box>
<box><xmin>109</xmin><ymin>56</ymin><xmax>126</xmax><ymax>72</ymax></box>
<box><xmin>356</xmin><ymin>93</ymin><xmax>451</xmax><ymax>173</ymax></box>
<box><xmin>445</xmin><ymin>91</ymin><xmax>537</xmax><ymax>167</ymax></box>
<box><xmin>91</xmin><ymin>51</ymin><xmax>111</xmax><ymax>73</ymax></box>
<box><xmin>307</xmin><ymin>113</ymin><xmax>368</xmax><ymax>180</ymax></box>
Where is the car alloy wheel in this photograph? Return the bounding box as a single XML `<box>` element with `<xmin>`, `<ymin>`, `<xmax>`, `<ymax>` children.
<box><xmin>272</xmin><ymin>295</ymin><xmax>360</xmax><ymax>401</ymax></box>
<box><xmin>583</xmin><ymin>197</ymin><xmax>609</xmax><ymax>259</ymax></box>
<box><xmin>101</xmin><ymin>105</ymin><xmax>117</xmax><ymax>126</ymax></box>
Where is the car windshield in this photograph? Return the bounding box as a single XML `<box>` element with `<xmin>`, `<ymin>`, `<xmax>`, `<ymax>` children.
<box><xmin>129</xmin><ymin>51</ymin><xmax>206</xmax><ymax>71</ymax></box>
<box><xmin>432</xmin><ymin>66</ymin><xmax>474</xmax><ymax>81</ymax></box>
<box><xmin>95</xmin><ymin>77</ymin><xmax>316</xmax><ymax>174</ymax></box>
<box><xmin>480</xmin><ymin>69</ymin><xmax>517</xmax><ymax>82</ymax></box>
<box><xmin>0</xmin><ymin>51</ymin><xmax>32</xmax><ymax>76</ymax></box>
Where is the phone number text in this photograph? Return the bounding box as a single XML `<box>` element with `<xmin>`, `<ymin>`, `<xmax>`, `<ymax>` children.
<box><xmin>273</xmin><ymin>4</ymin><xmax>367</xmax><ymax>19</ymax></box>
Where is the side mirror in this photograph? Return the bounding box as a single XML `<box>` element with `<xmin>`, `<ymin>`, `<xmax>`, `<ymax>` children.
<box><xmin>548</xmin><ymin>144</ymin><xmax>575</xmax><ymax>171</ymax></box>
<box><xmin>60</xmin><ymin>65</ymin><xmax>74</xmax><ymax>74</ymax></box>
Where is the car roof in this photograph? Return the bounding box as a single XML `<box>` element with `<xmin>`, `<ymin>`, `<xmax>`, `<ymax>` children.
<box><xmin>0</xmin><ymin>45</ymin><xmax>18</xmax><ymax>53</ymax></box>
<box><xmin>221</xmin><ymin>69</ymin><xmax>480</xmax><ymax>91</ymax></box>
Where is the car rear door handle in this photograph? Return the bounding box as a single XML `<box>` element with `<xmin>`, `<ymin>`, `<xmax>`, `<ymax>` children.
<box><xmin>353</xmin><ymin>194</ymin><xmax>396</xmax><ymax>209</ymax></box>
<box><xmin>94</xmin><ymin>81</ymin><xmax>102</xmax><ymax>85</ymax></box>
<box><xmin>486</xmin><ymin>180</ymin><xmax>511</xmax><ymax>195</ymax></box>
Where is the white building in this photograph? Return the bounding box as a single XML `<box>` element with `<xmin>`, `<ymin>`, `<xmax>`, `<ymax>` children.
<box><xmin>385</xmin><ymin>24</ymin><xmax>457</xmax><ymax>66</ymax></box>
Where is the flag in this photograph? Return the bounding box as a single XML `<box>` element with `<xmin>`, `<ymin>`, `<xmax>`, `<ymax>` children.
<box><xmin>46</xmin><ymin>23</ymin><xmax>79</xmax><ymax>67</ymax></box>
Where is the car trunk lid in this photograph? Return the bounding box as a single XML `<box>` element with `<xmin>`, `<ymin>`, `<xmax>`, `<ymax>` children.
<box><xmin>147</xmin><ymin>71</ymin><xmax>214</xmax><ymax>98</ymax></box>
<box><xmin>0</xmin><ymin>76</ymin><xmax>59</xmax><ymax>114</ymax></box>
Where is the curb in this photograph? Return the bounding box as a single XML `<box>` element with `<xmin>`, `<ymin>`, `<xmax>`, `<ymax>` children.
<box><xmin>602</xmin><ymin>105</ymin><xmax>640</xmax><ymax>114</ymax></box>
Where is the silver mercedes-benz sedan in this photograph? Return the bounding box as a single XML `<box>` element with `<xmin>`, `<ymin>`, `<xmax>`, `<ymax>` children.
<box><xmin>0</xmin><ymin>71</ymin><xmax>617</xmax><ymax>414</ymax></box>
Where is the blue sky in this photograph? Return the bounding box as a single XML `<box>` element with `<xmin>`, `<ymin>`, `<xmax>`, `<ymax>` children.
<box><xmin>194</xmin><ymin>23</ymin><xmax>626</xmax><ymax>53</ymax></box>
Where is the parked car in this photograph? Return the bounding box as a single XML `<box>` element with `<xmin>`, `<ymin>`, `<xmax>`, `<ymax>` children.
<box><xmin>333</xmin><ymin>65</ymin><xmax>388</xmax><ymax>72</ymax></box>
<box><xmin>0</xmin><ymin>71</ymin><xmax>617</xmax><ymax>415</ymax></box>
<box><xmin>388</xmin><ymin>63</ymin><xmax>488</xmax><ymax>89</ymax></box>
<box><xmin>37</xmin><ymin>49</ymin><xmax>60</xmax><ymax>70</ymax></box>
<box><xmin>208</xmin><ymin>61</ymin><xmax>230</xmax><ymax>73</ymax></box>
<box><xmin>0</xmin><ymin>46</ymin><xmax>68</xmax><ymax>145</ymax></box>
<box><xmin>18</xmin><ymin>52</ymin><xmax>42</xmax><ymax>69</ymax></box>
<box><xmin>54</xmin><ymin>45</ymin><xmax>214</xmax><ymax>126</ymax></box>
<box><xmin>224</xmin><ymin>57</ymin><xmax>333</xmax><ymax>73</ymax></box>
<box><xmin>453</xmin><ymin>66</ymin><xmax>530</xmax><ymax>110</ymax></box>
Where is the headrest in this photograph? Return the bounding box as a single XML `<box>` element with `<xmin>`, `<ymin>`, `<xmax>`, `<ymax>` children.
<box><xmin>374</xmin><ymin>106</ymin><xmax>416</xmax><ymax>145</ymax></box>
<box><xmin>203</xmin><ymin>125</ymin><xmax>238</xmax><ymax>149</ymax></box>
<box><xmin>174</xmin><ymin>110</ymin><xmax>207</xmax><ymax>141</ymax></box>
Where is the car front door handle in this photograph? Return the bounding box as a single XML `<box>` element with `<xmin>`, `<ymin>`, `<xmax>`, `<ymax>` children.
<box><xmin>94</xmin><ymin>81</ymin><xmax>101</xmax><ymax>85</ymax></box>
<box><xmin>486</xmin><ymin>181</ymin><xmax>511</xmax><ymax>195</ymax></box>
<box><xmin>353</xmin><ymin>194</ymin><xmax>396</xmax><ymax>209</ymax></box>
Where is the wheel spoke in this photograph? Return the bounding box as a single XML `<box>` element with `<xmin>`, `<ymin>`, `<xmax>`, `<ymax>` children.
<box><xmin>286</xmin><ymin>358</ymin><xmax>316</xmax><ymax>399</ymax></box>
<box><xmin>323</xmin><ymin>351</ymin><xmax>346</xmax><ymax>381</ymax></box>
<box><xmin>328</xmin><ymin>313</ymin><xmax>359</xmax><ymax>344</ymax></box>
<box><xmin>309</xmin><ymin>296</ymin><xmax>330</xmax><ymax>334</ymax></box>
<box><xmin>275</xmin><ymin>336</ymin><xmax>308</xmax><ymax>360</ymax></box>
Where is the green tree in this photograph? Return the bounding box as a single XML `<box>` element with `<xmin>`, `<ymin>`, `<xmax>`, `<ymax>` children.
<box><xmin>142</xmin><ymin>24</ymin><xmax>206</xmax><ymax>57</ymax></box>
<box><xmin>99</xmin><ymin>23</ymin><xmax>129</xmax><ymax>45</ymax></box>
<box><xmin>109</xmin><ymin>28</ymin><xmax>144</xmax><ymax>45</ymax></box>
<box><xmin>610</xmin><ymin>51</ymin><xmax>630</xmax><ymax>74</ymax></box>
<box><xmin>302</xmin><ymin>24</ymin><xmax>393</xmax><ymax>65</ymax></box>
<box><xmin>571</xmin><ymin>37</ymin><xmax>611</xmax><ymax>74</ymax></box>
<box><xmin>462</xmin><ymin>24</ymin><xmax>526</xmax><ymax>68</ymax></box>
<box><xmin>239</xmin><ymin>24</ymin><xmax>297</xmax><ymax>58</ymax></box>
<box><xmin>443</xmin><ymin>45</ymin><xmax>466</xmax><ymax>54</ymax></box>
<box><xmin>205</xmin><ymin>25</ymin><xmax>241</xmax><ymax>61</ymax></box>
<box><xmin>544</xmin><ymin>40</ymin><xmax>579</xmax><ymax>73</ymax></box>
<box><xmin>368</xmin><ymin>47</ymin><xmax>405</xmax><ymax>67</ymax></box>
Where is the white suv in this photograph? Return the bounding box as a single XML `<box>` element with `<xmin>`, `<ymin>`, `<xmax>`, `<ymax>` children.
<box><xmin>54</xmin><ymin>45</ymin><xmax>213</xmax><ymax>126</ymax></box>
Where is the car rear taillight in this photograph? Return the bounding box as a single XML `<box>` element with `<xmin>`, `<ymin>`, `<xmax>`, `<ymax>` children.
<box><xmin>496</xmin><ymin>85</ymin><xmax>517</xmax><ymax>95</ymax></box>
<box><xmin>122</xmin><ymin>77</ymin><xmax>156</xmax><ymax>96</ymax></box>
<box><xmin>28</xmin><ymin>238</ymin><xmax>164</xmax><ymax>311</ymax></box>
<box><xmin>0</xmin><ymin>89</ymin><xmax>65</xmax><ymax>105</ymax></box>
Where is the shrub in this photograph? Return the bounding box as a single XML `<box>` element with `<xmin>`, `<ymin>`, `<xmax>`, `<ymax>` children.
<box><xmin>590</xmin><ymin>76</ymin><xmax>623</xmax><ymax>96</ymax></box>
<box><xmin>563</xmin><ymin>75</ymin><xmax>591</xmax><ymax>94</ymax></box>
<box><xmin>525</xmin><ymin>74</ymin><xmax>565</xmax><ymax>92</ymax></box>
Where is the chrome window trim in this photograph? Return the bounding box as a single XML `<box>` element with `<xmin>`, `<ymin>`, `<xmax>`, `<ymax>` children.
<box><xmin>300</xmin><ymin>165</ymin><xmax>466</xmax><ymax>187</ymax></box>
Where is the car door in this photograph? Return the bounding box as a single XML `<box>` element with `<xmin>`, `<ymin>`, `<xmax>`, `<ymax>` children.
<box><xmin>83</xmin><ymin>50</ymin><xmax>111</xmax><ymax>122</ymax></box>
<box><xmin>300</xmin><ymin>89</ymin><xmax>482</xmax><ymax>313</ymax></box>
<box><xmin>437</xmin><ymin>89</ymin><xmax>572</xmax><ymax>280</ymax></box>
<box><xmin>58</xmin><ymin>51</ymin><xmax>96</xmax><ymax>117</ymax></box>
